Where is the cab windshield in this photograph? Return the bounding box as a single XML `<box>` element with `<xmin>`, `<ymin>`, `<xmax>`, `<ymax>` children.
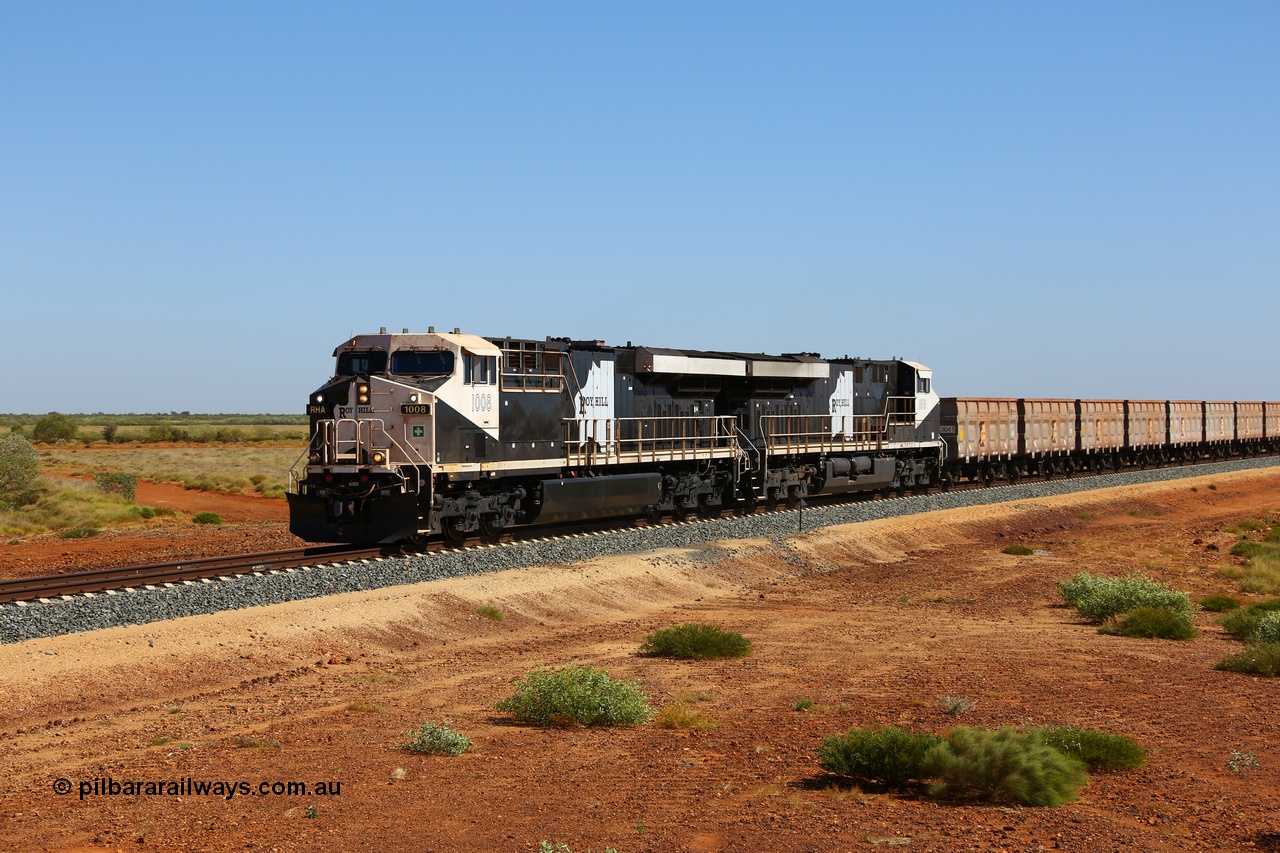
<box><xmin>336</xmin><ymin>351</ymin><xmax>388</xmax><ymax>375</ymax></box>
<box><xmin>391</xmin><ymin>350</ymin><xmax>455</xmax><ymax>375</ymax></box>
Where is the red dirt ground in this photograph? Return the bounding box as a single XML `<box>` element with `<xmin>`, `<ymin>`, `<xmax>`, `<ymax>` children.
<box><xmin>2</xmin><ymin>467</ymin><xmax>1279</xmax><ymax>852</ymax></box>
<box><xmin>0</xmin><ymin>480</ymin><xmax>303</xmax><ymax>580</ymax></box>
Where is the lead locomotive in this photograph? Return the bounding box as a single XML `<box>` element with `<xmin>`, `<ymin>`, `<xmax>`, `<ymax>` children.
<box><xmin>288</xmin><ymin>328</ymin><xmax>944</xmax><ymax>543</ymax></box>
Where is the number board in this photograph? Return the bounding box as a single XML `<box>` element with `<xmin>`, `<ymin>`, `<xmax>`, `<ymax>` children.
<box><xmin>400</xmin><ymin>404</ymin><xmax>432</xmax><ymax>415</ymax></box>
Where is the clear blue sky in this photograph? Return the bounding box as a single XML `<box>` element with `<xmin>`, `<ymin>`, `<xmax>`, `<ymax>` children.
<box><xmin>2</xmin><ymin>1</ymin><xmax>1276</xmax><ymax>413</ymax></box>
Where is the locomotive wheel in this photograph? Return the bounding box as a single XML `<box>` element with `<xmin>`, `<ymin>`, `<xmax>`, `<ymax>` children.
<box><xmin>442</xmin><ymin>517</ymin><xmax>467</xmax><ymax>543</ymax></box>
<box><xmin>786</xmin><ymin>486</ymin><xmax>801</xmax><ymax>509</ymax></box>
<box><xmin>479</xmin><ymin>514</ymin><xmax>504</xmax><ymax>542</ymax></box>
<box><xmin>1008</xmin><ymin>467</ymin><xmax>1020</xmax><ymax>485</ymax></box>
<box><xmin>671</xmin><ymin>502</ymin><xmax>689</xmax><ymax>520</ymax></box>
<box><xmin>696</xmin><ymin>495</ymin><xmax>715</xmax><ymax>519</ymax></box>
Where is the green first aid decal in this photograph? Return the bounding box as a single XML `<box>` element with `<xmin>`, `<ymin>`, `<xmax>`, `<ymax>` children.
<box><xmin>412</xmin><ymin>425</ymin><xmax>425</xmax><ymax>438</ymax></box>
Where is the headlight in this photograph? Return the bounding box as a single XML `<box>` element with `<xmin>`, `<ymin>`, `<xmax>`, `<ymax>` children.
<box><xmin>371</xmin><ymin>451</ymin><xmax>386</xmax><ymax>464</ymax></box>
<box><xmin>315</xmin><ymin>394</ymin><xmax>324</xmax><ymax>403</ymax></box>
<box><xmin>358</xmin><ymin>384</ymin><xmax>369</xmax><ymax>394</ymax></box>
<box><xmin>358</xmin><ymin>394</ymin><xmax>369</xmax><ymax>404</ymax></box>
<box><xmin>409</xmin><ymin>393</ymin><xmax>419</xmax><ymax>403</ymax></box>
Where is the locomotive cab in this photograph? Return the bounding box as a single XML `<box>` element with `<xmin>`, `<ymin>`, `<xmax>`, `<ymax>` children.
<box><xmin>289</xmin><ymin>328</ymin><xmax>499</xmax><ymax>543</ymax></box>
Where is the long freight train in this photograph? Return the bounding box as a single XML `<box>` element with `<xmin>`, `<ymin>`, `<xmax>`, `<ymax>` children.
<box><xmin>287</xmin><ymin>328</ymin><xmax>1278</xmax><ymax>544</ymax></box>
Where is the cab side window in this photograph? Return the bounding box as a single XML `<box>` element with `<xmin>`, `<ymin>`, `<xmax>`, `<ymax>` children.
<box><xmin>464</xmin><ymin>354</ymin><xmax>496</xmax><ymax>385</ymax></box>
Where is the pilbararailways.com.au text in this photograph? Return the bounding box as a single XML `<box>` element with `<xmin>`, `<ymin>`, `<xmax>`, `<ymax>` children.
<box><xmin>53</xmin><ymin>777</ymin><xmax>342</xmax><ymax>801</ymax></box>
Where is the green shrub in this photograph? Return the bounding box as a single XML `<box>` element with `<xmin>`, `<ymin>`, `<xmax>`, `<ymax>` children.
<box><xmin>1035</xmin><ymin>726</ymin><xmax>1146</xmax><ymax>771</ymax></box>
<box><xmin>1098</xmin><ymin>607</ymin><xmax>1199</xmax><ymax>640</ymax></box>
<box><xmin>1057</xmin><ymin>572</ymin><xmax>1194</xmax><ymax>623</ymax></box>
<box><xmin>1221</xmin><ymin>608</ymin><xmax>1264</xmax><ymax>643</ymax></box>
<box><xmin>924</xmin><ymin>726</ymin><xmax>1088</xmax><ymax>806</ymax></box>
<box><xmin>1257</xmin><ymin>613</ymin><xmax>1280</xmax><ymax>645</ymax></box>
<box><xmin>1228</xmin><ymin>750</ymin><xmax>1260</xmax><ymax>776</ymax></box>
<box><xmin>794</xmin><ymin>699</ymin><xmax>814</xmax><ymax>712</ymax></box>
<box><xmin>192</xmin><ymin>512</ymin><xmax>223</xmax><ymax>525</ymax></box>
<box><xmin>1198</xmin><ymin>594</ymin><xmax>1240</xmax><ymax>612</ymax></box>
<box><xmin>0</xmin><ymin>434</ymin><xmax>40</xmax><ymax>508</ymax></box>
<box><xmin>1232</xmin><ymin>541</ymin><xmax>1265</xmax><ymax>558</ymax></box>
<box><xmin>32</xmin><ymin>413</ymin><xmax>78</xmax><ymax>443</ymax></box>
<box><xmin>1220</xmin><ymin>600</ymin><xmax>1280</xmax><ymax>642</ymax></box>
<box><xmin>1214</xmin><ymin>643</ymin><xmax>1280</xmax><ymax>677</ymax></box>
<box><xmin>495</xmin><ymin>664</ymin><xmax>652</xmax><ymax>727</ymax></box>
<box><xmin>145</xmin><ymin>424</ymin><xmax>190</xmax><ymax>443</ymax></box>
<box><xmin>639</xmin><ymin>622</ymin><xmax>752</xmax><ymax>659</ymax></box>
<box><xmin>1002</xmin><ymin>544</ymin><xmax>1035</xmax><ymax>556</ymax></box>
<box><xmin>60</xmin><ymin>527</ymin><xmax>100</xmax><ymax>539</ymax></box>
<box><xmin>93</xmin><ymin>471</ymin><xmax>138</xmax><ymax>502</ymax></box>
<box><xmin>400</xmin><ymin>720</ymin><xmax>471</xmax><ymax>756</ymax></box>
<box><xmin>476</xmin><ymin>605</ymin><xmax>504</xmax><ymax>622</ymax></box>
<box><xmin>817</xmin><ymin>726</ymin><xmax>941</xmax><ymax>786</ymax></box>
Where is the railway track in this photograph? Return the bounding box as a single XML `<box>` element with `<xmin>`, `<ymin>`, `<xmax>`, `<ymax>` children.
<box><xmin>2</xmin><ymin>451</ymin><xmax>1274</xmax><ymax>607</ymax></box>
<box><xmin>0</xmin><ymin>544</ymin><xmax>383</xmax><ymax>605</ymax></box>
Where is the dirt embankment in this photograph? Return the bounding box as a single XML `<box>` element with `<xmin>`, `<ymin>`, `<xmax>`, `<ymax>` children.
<box><xmin>1</xmin><ymin>468</ymin><xmax>1279</xmax><ymax>852</ymax></box>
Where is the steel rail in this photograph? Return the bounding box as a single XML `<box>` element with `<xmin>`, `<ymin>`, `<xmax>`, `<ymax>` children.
<box><xmin>0</xmin><ymin>544</ymin><xmax>384</xmax><ymax>605</ymax></box>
